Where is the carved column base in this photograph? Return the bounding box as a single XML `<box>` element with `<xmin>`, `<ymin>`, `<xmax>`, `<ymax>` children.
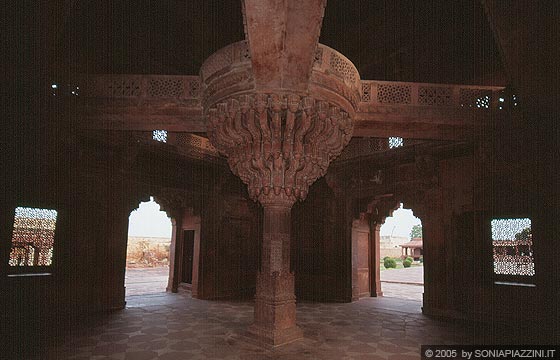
<box><xmin>246</xmin><ymin>271</ymin><xmax>303</xmax><ymax>347</ymax></box>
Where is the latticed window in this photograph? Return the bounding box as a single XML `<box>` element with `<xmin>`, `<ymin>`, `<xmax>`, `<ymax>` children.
<box><xmin>388</xmin><ymin>137</ymin><xmax>404</xmax><ymax>149</ymax></box>
<box><xmin>9</xmin><ymin>207</ymin><xmax>58</xmax><ymax>267</ymax></box>
<box><xmin>152</xmin><ymin>130</ymin><xmax>168</xmax><ymax>143</ymax></box>
<box><xmin>475</xmin><ymin>95</ymin><xmax>490</xmax><ymax>109</ymax></box>
<box><xmin>491</xmin><ymin>218</ymin><xmax>534</xmax><ymax>277</ymax></box>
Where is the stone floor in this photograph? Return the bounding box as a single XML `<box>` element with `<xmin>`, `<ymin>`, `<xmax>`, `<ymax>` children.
<box><xmin>125</xmin><ymin>267</ymin><xmax>170</xmax><ymax>296</ymax></box>
<box><xmin>381</xmin><ymin>283</ymin><xmax>423</xmax><ymax>302</ymax></box>
<box><xmin>23</xmin><ymin>266</ymin><xmax>536</xmax><ymax>359</ymax></box>
<box><xmin>380</xmin><ymin>267</ymin><xmax>423</xmax><ymax>285</ymax></box>
<box><xmin>380</xmin><ymin>267</ymin><xmax>424</xmax><ymax>302</ymax></box>
<box><xmin>41</xmin><ymin>291</ymin><xmax>480</xmax><ymax>360</ymax></box>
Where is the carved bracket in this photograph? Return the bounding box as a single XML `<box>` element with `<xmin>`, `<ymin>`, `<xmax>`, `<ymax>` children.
<box><xmin>207</xmin><ymin>93</ymin><xmax>353</xmax><ymax>202</ymax></box>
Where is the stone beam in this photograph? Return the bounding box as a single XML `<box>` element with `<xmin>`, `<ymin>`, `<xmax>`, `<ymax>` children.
<box><xmin>74</xmin><ymin>74</ymin><xmax>506</xmax><ymax>141</ymax></box>
<box><xmin>77</xmin><ymin>102</ymin><xmax>205</xmax><ymax>132</ymax></box>
<box><xmin>74</xmin><ymin>74</ymin><xmax>204</xmax><ymax>131</ymax></box>
<box><xmin>355</xmin><ymin>80</ymin><xmax>505</xmax><ymax>139</ymax></box>
<box><xmin>354</xmin><ymin>109</ymin><xmax>484</xmax><ymax>140</ymax></box>
<box><xmin>242</xmin><ymin>0</ymin><xmax>326</xmax><ymax>92</ymax></box>
<box><xmin>77</xmin><ymin>101</ymin><xmax>496</xmax><ymax>140</ymax></box>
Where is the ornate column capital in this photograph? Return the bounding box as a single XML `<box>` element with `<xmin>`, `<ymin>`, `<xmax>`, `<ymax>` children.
<box><xmin>206</xmin><ymin>92</ymin><xmax>353</xmax><ymax>205</ymax></box>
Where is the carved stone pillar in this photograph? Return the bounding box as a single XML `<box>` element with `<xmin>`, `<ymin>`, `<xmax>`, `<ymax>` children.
<box><xmin>205</xmin><ymin>93</ymin><xmax>352</xmax><ymax>346</ymax></box>
<box><xmin>201</xmin><ymin>41</ymin><xmax>359</xmax><ymax>346</ymax></box>
<box><xmin>247</xmin><ymin>192</ymin><xmax>302</xmax><ymax>345</ymax></box>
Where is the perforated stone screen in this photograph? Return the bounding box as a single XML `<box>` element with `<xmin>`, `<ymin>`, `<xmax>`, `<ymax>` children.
<box><xmin>148</xmin><ymin>79</ymin><xmax>184</xmax><ymax>97</ymax></box>
<box><xmin>491</xmin><ymin>218</ymin><xmax>535</xmax><ymax>276</ymax></box>
<box><xmin>152</xmin><ymin>130</ymin><xmax>168</xmax><ymax>143</ymax></box>
<box><xmin>460</xmin><ymin>88</ymin><xmax>491</xmax><ymax>108</ymax></box>
<box><xmin>388</xmin><ymin>137</ymin><xmax>404</xmax><ymax>149</ymax></box>
<box><xmin>361</xmin><ymin>83</ymin><xmax>371</xmax><ymax>102</ymax></box>
<box><xmin>9</xmin><ymin>207</ymin><xmax>58</xmax><ymax>267</ymax></box>
<box><xmin>418</xmin><ymin>86</ymin><xmax>452</xmax><ymax>106</ymax></box>
<box><xmin>329</xmin><ymin>52</ymin><xmax>358</xmax><ymax>83</ymax></box>
<box><xmin>107</xmin><ymin>79</ymin><xmax>141</xmax><ymax>97</ymax></box>
<box><xmin>377</xmin><ymin>84</ymin><xmax>411</xmax><ymax>104</ymax></box>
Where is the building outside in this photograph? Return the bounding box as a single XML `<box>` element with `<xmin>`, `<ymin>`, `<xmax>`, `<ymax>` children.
<box><xmin>400</xmin><ymin>237</ymin><xmax>424</xmax><ymax>260</ymax></box>
<box><xmin>380</xmin><ymin>235</ymin><xmax>408</xmax><ymax>258</ymax></box>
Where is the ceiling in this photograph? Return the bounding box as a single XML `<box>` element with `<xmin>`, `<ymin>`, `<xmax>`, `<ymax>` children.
<box><xmin>60</xmin><ymin>0</ymin><xmax>504</xmax><ymax>85</ymax></box>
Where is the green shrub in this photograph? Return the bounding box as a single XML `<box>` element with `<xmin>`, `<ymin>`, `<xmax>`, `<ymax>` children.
<box><xmin>403</xmin><ymin>259</ymin><xmax>412</xmax><ymax>268</ymax></box>
<box><xmin>383</xmin><ymin>256</ymin><xmax>391</xmax><ymax>261</ymax></box>
<box><xmin>419</xmin><ymin>257</ymin><xmax>424</xmax><ymax>263</ymax></box>
<box><xmin>405</xmin><ymin>256</ymin><xmax>414</xmax><ymax>263</ymax></box>
<box><xmin>384</xmin><ymin>258</ymin><xmax>397</xmax><ymax>269</ymax></box>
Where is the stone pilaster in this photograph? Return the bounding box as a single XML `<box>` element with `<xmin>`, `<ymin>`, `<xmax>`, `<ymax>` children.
<box><xmin>370</xmin><ymin>223</ymin><xmax>383</xmax><ymax>297</ymax></box>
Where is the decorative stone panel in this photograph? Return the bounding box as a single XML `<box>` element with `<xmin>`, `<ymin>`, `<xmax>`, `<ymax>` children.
<box><xmin>329</xmin><ymin>51</ymin><xmax>358</xmax><ymax>84</ymax></box>
<box><xmin>460</xmin><ymin>88</ymin><xmax>492</xmax><ymax>108</ymax></box>
<box><xmin>418</xmin><ymin>86</ymin><xmax>453</xmax><ymax>106</ymax></box>
<box><xmin>188</xmin><ymin>79</ymin><xmax>202</xmax><ymax>98</ymax></box>
<box><xmin>148</xmin><ymin>78</ymin><xmax>184</xmax><ymax>97</ymax></box>
<box><xmin>106</xmin><ymin>79</ymin><xmax>142</xmax><ymax>97</ymax></box>
<box><xmin>377</xmin><ymin>84</ymin><xmax>412</xmax><ymax>104</ymax></box>
<box><xmin>361</xmin><ymin>83</ymin><xmax>371</xmax><ymax>102</ymax></box>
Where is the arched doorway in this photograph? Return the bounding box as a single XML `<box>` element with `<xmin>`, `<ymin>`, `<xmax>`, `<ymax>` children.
<box><xmin>379</xmin><ymin>203</ymin><xmax>424</xmax><ymax>304</ymax></box>
<box><xmin>125</xmin><ymin>197</ymin><xmax>172</xmax><ymax>297</ymax></box>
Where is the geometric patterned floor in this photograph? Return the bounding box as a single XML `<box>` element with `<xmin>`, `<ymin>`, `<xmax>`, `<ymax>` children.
<box><xmin>42</xmin><ymin>291</ymin><xmax>474</xmax><ymax>360</ymax></box>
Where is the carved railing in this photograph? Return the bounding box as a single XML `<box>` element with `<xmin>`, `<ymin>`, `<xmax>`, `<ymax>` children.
<box><xmin>200</xmin><ymin>42</ymin><xmax>362</xmax><ymax>114</ymax></box>
<box><xmin>199</xmin><ymin>40</ymin><xmax>251</xmax><ymax>83</ymax></box>
<box><xmin>359</xmin><ymin>80</ymin><xmax>504</xmax><ymax>109</ymax></box>
<box><xmin>312</xmin><ymin>44</ymin><xmax>360</xmax><ymax>89</ymax></box>
<box><xmin>311</xmin><ymin>44</ymin><xmax>362</xmax><ymax>109</ymax></box>
<box><xmin>77</xmin><ymin>74</ymin><xmax>202</xmax><ymax>100</ymax></box>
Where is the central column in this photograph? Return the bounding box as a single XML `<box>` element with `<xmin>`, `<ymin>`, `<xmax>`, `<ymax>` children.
<box><xmin>201</xmin><ymin>40</ymin><xmax>360</xmax><ymax>347</ymax></box>
<box><xmin>248</xmin><ymin>192</ymin><xmax>302</xmax><ymax>345</ymax></box>
<box><xmin>204</xmin><ymin>92</ymin><xmax>352</xmax><ymax>346</ymax></box>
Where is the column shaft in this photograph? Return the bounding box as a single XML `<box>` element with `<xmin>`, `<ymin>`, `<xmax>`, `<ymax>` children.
<box><xmin>247</xmin><ymin>203</ymin><xmax>303</xmax><ymax>346</ymax></box>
